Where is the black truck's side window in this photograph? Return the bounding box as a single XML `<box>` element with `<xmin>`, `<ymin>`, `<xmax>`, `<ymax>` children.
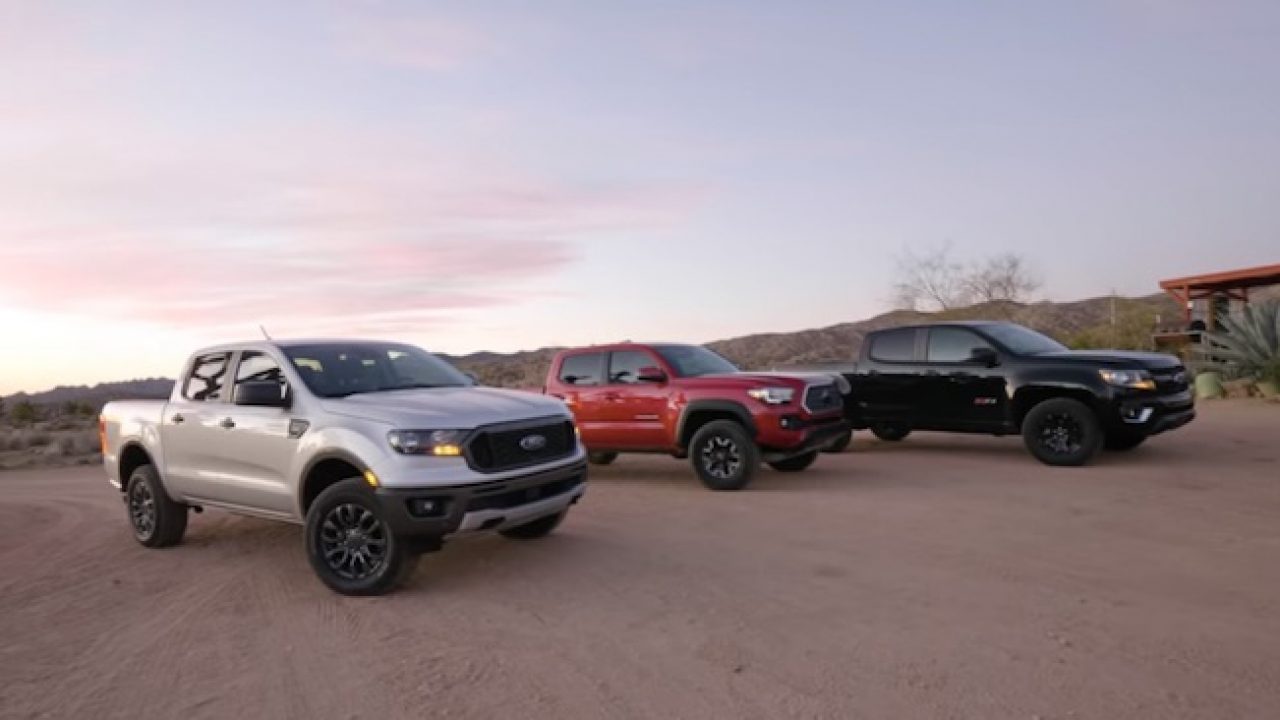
<box><xmin>927</xmin><ymin>327</ymin><xmax>993</xmax><ymax>363</ymax></box>
<box><xmin>868</xmin><ymin>329</ymin><xmax>917</xmax><ymax>363</ymax></box>
<box><xmin>560</xmin><ymin>353</ymin><xmax>604</xmax><ymax>386</ymax></box>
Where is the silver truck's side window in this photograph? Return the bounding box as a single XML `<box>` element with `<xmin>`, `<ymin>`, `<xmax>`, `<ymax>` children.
<box><xmin>235</xmin><ymin>352</ymin><xmax>288</xmax><ymax>400</ymax></box>
<box><xmin>182</xmin><ymin>353</ymin><xmax>231</xmax><ymax>401</ymax></box>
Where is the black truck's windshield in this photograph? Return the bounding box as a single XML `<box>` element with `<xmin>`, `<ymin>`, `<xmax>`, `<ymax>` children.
<box><xmin>283</xmin><ymin>343</ymin><xmax>471</xmax><ymax>398</ymax></box>
<box><xmin>653</xmin><ymin>344</ymin><xmax>739</xmax><ymax>377</ymax></box>
<box><xmin>982</xmin><ymin>324</ymin><xmax>1067</xmax><ymax>356</ymax></box>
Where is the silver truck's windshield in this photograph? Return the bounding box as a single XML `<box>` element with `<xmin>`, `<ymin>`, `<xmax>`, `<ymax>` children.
<box><xmin>283</xmin><ymin>343</ymin><xmax>471</xmax><ymax>398</ymax></box>
<box><xmin>652</xmin><ymin>344</ymin><xmax>739</xmax><ymax>378</ymax></box>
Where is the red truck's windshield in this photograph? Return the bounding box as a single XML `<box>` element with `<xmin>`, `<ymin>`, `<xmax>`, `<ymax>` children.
<box><xmin>652</xmin><ymin>344</ymin><xmax>739</xmax><ymax>378</ymax></box>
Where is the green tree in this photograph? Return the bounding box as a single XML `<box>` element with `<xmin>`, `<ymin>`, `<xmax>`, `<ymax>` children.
<box><xmin>11</xmin><ymin>400</ymin><xmax>38</xmax><ymax>425</ymax></box>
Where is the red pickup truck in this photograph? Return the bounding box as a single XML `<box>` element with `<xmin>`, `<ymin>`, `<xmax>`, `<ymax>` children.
<box><xmin>543</xmin><ymin>343</ymin><xmax>849</xmax><ymax>490</ymax></box>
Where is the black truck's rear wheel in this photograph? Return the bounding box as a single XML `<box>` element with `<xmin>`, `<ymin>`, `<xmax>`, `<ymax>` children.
<box><xmin>305</xmin><ymin>478</ymin><xmax>415</xmax><ymax>596</ymax></box>
<box><xmin>126</xmin><ymin>464</ymin><xmax>188</xmax><ymax>548</ymax></box>
<box><xmin>690</xmin><ymin>420</ymin><xmax>759</xmax><ymax>491</ymax></box>
<box><xmin>1022</xmin><ymin>398</ymin><xmax>1102</xmax><ymax>466</ymax></box>
<box><xmin>870</xmin><ymin>423</ymin><xmax>911</xmax><ymax>442</ymax></box>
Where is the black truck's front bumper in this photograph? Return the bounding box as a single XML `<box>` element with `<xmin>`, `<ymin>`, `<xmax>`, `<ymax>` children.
<box><xmin>373</xmin><ymin>460</ymin><xmax>588</xmax><ymax>546</ymax></box>
<box><xmin>1110</xmin><ymin>389</ymin><xmax>1196</xmax><ymax>437</ymax></box>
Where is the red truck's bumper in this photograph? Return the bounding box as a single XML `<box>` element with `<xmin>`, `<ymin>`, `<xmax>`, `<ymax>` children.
<box><xmin>754</xmin><ymin>411</ymin><xmax>849</xmax><ymax>460</ymax></box>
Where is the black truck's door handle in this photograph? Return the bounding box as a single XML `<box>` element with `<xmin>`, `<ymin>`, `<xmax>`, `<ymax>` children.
<box><xmin>219</xmin><ymin>417</ymin><xmax>236</xmax><ymax>429</ymax></box>
<box><xmin>172</xmin><ymin>414</ymin><xmax>185</xmax><ymax>425</ymax></box>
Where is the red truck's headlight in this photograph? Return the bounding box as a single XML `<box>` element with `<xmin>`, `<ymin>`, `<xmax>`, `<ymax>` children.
<box><xmin>747</xmin><ymin>387</ymin><xmax>795</xmax><ymax>405</ymax></box>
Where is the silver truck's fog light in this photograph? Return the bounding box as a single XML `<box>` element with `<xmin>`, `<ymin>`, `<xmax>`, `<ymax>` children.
<box><xmin>407</xmin><ymin>498</ymin><xmax>447</xmax><ymax>518</ymax></box>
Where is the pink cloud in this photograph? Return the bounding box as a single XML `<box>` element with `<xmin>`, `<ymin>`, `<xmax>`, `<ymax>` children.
<box><xmin>326</xmin><ymin>7</ymin><xmax>492</xmax><ymax>72</ymax></box>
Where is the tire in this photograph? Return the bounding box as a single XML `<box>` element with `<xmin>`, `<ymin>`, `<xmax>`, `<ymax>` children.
<box><xmin>689</xmin><ymin>420</ymin><xmax>759</xmax><ymax>491</ymax></box>
<box><xmin>769</xmin><ymin>451</ymin><xmax>818</xmax><ymax>472</ymax></box>
<box><xmin>1022</xmin><ymin>398</ymin><xmax>1103</xmax><ymax>466</ymax></box>
<box><xmin>500</xmin><ymin>511</ymin><xmax>566</xmax><ymax>540</ymax></box>
<box><xmin>822</xmin><ymin>430</ymin><xmax>853</xmax><ymax>454</ymax></box>
<box><xmin>588</xmin><ymin>452</ymin><xmax>618</xmax><ymax>466</ymax></box>
<box><xmin>125</xmin><ymin>464</ymin><xmax>188</xmax><ymax>548</ymax></box>
<box><xmin>870</xmin><ymin>423</ymin><xmax>911</xmax><ymax>442</ymax></box>
<box><xmin>305</xmin><ymin>478</ymin><xmax>415</xmax><ymax>596</ymax></box>
<box><xmin>1105</xmin><ymin>432</ymin><xmax>1147</xmax><ymax>451</ymax></box>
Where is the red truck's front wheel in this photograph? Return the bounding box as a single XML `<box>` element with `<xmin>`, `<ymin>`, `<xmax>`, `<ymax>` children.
<box><xmin>689</xmin><ymin>420</ymin><xmax>759</xmax><ymax>491</ymax></box>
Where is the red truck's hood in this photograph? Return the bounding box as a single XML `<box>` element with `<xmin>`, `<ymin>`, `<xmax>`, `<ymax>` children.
<box><xmin>679</xmin><ymin>372</ymin><xmax>839</xmax><ymax>389</ymax></box>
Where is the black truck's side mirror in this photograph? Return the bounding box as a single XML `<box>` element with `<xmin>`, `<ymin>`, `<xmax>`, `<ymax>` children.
<box><xmin>969</xmin><ymin>347</ymin><xmax>999</xmax><ymax>367</ymax></box>
<box><xmin>236</xmin><ymin>380</ymin><xmax>290</xmax><ymax>407</ymax></box>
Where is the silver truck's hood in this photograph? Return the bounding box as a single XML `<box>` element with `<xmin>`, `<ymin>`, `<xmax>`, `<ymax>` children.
<box><xmin>320</xmin><ymin>387</ymin><xmax>570</xmax><ymax>429</ymax></box>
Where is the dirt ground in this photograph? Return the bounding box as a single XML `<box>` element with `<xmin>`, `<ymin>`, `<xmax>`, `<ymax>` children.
<box><xmin>2</xmin><ymin>401</ymin><xmax>1278</xmax><ymax>720</ymax></box>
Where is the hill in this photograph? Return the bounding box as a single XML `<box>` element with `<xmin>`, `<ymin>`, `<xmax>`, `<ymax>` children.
<box><xmin>1</xmin><ymin>292</ymin><xmax>1197</xmax><ymax>408</ymax></box>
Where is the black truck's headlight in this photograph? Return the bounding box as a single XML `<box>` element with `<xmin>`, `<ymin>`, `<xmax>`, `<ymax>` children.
<box><xmin>1099</xmin><ymin>369</ymin><xmax>1156</xmax><ymax>391</ymax></box>
<box><xmin>388</xmin><ymin>429</ymin><xmax>467</xmax><ymax>456</ymax></box>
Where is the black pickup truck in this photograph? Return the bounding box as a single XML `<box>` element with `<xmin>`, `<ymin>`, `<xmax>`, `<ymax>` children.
<box><xmin>804</xmin><ymin>321</ymin><xmax>1196</xmax><ymax>466</ymax></box>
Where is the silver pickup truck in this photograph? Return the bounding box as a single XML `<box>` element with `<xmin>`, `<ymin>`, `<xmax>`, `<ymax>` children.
<box><xmin>100</xmin><ymin>339</ymin><xmax>587</xmax><ymax>595</ymax></box>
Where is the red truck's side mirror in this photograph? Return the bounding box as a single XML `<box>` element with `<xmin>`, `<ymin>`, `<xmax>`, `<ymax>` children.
<box><xmin>637</xmin><ymin>366</ymin><xmax>668</xmax><ymax>383</ymax></box>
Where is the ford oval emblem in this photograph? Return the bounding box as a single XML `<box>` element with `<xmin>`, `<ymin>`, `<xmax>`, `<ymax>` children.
<box><xmin>519</xmin><ymin>434</ymin><xmax>548</xmax><ymax>452</ymax></box>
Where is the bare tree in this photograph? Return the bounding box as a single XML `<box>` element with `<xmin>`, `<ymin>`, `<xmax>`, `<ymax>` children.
<box><xmin>892</xmin><ymin>244</ymin><xmax>970</xmax><ymax>311</ymax></box>
<box><xmin>963</xmin><ymin>253</ymin><xmax>1041</xmax><ymax>304</ymax></box>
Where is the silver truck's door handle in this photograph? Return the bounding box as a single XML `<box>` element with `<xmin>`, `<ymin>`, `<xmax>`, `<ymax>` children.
<box><xmin>219</xmin><ymin>417</ymin><xmax>236</xmax><ymax>429</ymax></box>
<box><xmin>172</xmin><ymin>414</ymin><xmax>185</xmax><ymax>424</ymax></box>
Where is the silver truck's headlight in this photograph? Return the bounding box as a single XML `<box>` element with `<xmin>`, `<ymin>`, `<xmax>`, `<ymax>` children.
<box><xmin>747</xmin><ymin>387</ymin><xmax>795</xmax><ymax>405</ymax></box>
<box><xmin>388</xmin><ymin>429</ymin><xmax>467</xmax><ymax>456</ymax></box>
<box><xmin>1099</xmin><ymin>369</ymin><xmax>1156</xmax><ymax>391</ymax></box>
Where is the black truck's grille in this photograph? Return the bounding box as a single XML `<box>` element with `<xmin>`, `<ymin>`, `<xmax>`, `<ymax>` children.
<box><xmin>1150</xmin><ymin>366</ymin><xmax>1190</xmax><ymax>394</ymax></box>
<box><xmin>467</xmin><ymin>419</ymin><xmax>576</xmax><ymax>473</ymax></box>
<box><xmin>803</xmin><ymin>383</ymin><xmax>843</xmax><ymax>414</ymax></box>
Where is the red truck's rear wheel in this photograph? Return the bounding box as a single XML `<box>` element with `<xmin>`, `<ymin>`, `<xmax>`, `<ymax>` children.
<box><xmin>689</xmin><ymin>420</ymin><xmax>758</xmax><ymax>491</ymax></box>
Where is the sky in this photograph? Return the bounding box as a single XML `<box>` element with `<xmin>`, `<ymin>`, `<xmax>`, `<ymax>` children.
<box><xmin>2</xmin><ymin>1</ymin><xmax>1278</xmax><ymax>394</ymax></box>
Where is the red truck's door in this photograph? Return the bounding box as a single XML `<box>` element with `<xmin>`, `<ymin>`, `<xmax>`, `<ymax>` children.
<box><xmin>548</xmin><ymin>351</ymin><xmax>610</xmax><ymax>446</ymax></box>
<box><xmin>597</xmin><ymin>349</ymin><xmax>669</xmax><ymax>449</ymax></box>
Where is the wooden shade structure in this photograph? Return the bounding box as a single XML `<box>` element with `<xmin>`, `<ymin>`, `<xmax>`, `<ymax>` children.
<box><xmin>1160</xmin><ymin>263</ymin><xmax>1280</xmax><ymax>327</ymax></box>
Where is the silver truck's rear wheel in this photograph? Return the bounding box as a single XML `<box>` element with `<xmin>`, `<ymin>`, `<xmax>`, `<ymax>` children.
<box><xmin>126</xmin><ymin>464</ymin><xmax>187</xmax><ymax>548</ymax></box>
<box><xmin>305</xmin><ymin>478</ymin><xmax>414</xmax><ymax>596</ymax></box>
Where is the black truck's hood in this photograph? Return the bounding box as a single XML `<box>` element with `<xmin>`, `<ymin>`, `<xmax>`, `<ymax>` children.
<box><xmin>1030</xmin><ymin>350</ymin><xmax>1182</xmax><ymax>370</ymax></box>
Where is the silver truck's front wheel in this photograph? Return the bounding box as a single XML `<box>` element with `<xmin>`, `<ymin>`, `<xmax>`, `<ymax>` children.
<box><xmin>305</xmin><ymin>478</ymin><xmax>414</xmax><ymax>596</ymax></box>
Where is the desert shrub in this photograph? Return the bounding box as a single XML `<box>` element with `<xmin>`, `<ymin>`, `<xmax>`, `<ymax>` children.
<box><xmin>10</xmin><ymin>400</ymin><xmax>38</xmax><ymax>426</ymax></box>
<box><xmin>26</xmin><ymin>431</ymin><xmax>52</xmax><ymax>448</ymax></box>
<box><xmin>1203</xmin><ymin>300</ymin><xmax>1280</xmax><ymax>384</ymax></box>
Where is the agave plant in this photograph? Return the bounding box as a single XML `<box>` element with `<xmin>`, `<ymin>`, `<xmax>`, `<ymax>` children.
<box><xmin>1203</xmin><ymin>299</ymin><xmax>1280</xmax><ymax>383</ymax></box>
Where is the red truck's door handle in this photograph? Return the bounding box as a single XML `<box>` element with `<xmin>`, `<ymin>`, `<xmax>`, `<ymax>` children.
<box><xmin>219</xmin><ymin>417</ymin><xmax>236</xmax><ymax>429</ymax></box>
<box><xmin>172</xmin><ymin>414</ymin><xmax>185</xmax><ymax>424</ymax></box>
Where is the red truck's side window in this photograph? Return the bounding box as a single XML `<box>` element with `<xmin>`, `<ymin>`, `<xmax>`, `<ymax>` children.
<box><xmin>559</xmin><ymin>353</ymin><xmax>604</xmax><ymax>386</ymax></box>
<box><xmin>607</xmin><ymin>351</ymin><xmax>656</xmax><ymax>384</ymax></box>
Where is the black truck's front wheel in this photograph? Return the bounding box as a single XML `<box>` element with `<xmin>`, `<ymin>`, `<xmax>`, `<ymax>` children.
<box><xmin>305</xmin><ymin>478</ymin><xmax>416</xmax><ymax>596</ymax></box>
<box><xmin>1022</xmin><ymin>398</ymin><xmax>1103</xmax><ymax>466</ymax></box>
<box><xmin>870</xmin><ymin>423</ymin><xmax>911</xmax><ymax>442</ymax></box>
<box><xmin>690</xmin><ymin>420</ymin><xmax>759</xmax><ymax>491</ymax></box>
<box><xmin>126</xmin><ymin>464</ymin><xmax>188</xmax><ymax>548</ymax></box>
<box><xmin>769</xmin><ymin>451</ymin><xmax>818</xmax><ymax>472</ymax></box>
<box><xmin>822</xmin><ymin>430</ymin><xmax>853</xmax><ymax>454</ymax></box>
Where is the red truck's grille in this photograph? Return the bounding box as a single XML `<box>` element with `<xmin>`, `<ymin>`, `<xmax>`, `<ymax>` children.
<box><xmin>467</xmin><ymin>418</ymin><xmax>576</xmax><ymax>473</ymax></box>
<box><xmin>802</xmin><ymin>383</ymin><xmax>844</xmax><ymax>414</ymax></box>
